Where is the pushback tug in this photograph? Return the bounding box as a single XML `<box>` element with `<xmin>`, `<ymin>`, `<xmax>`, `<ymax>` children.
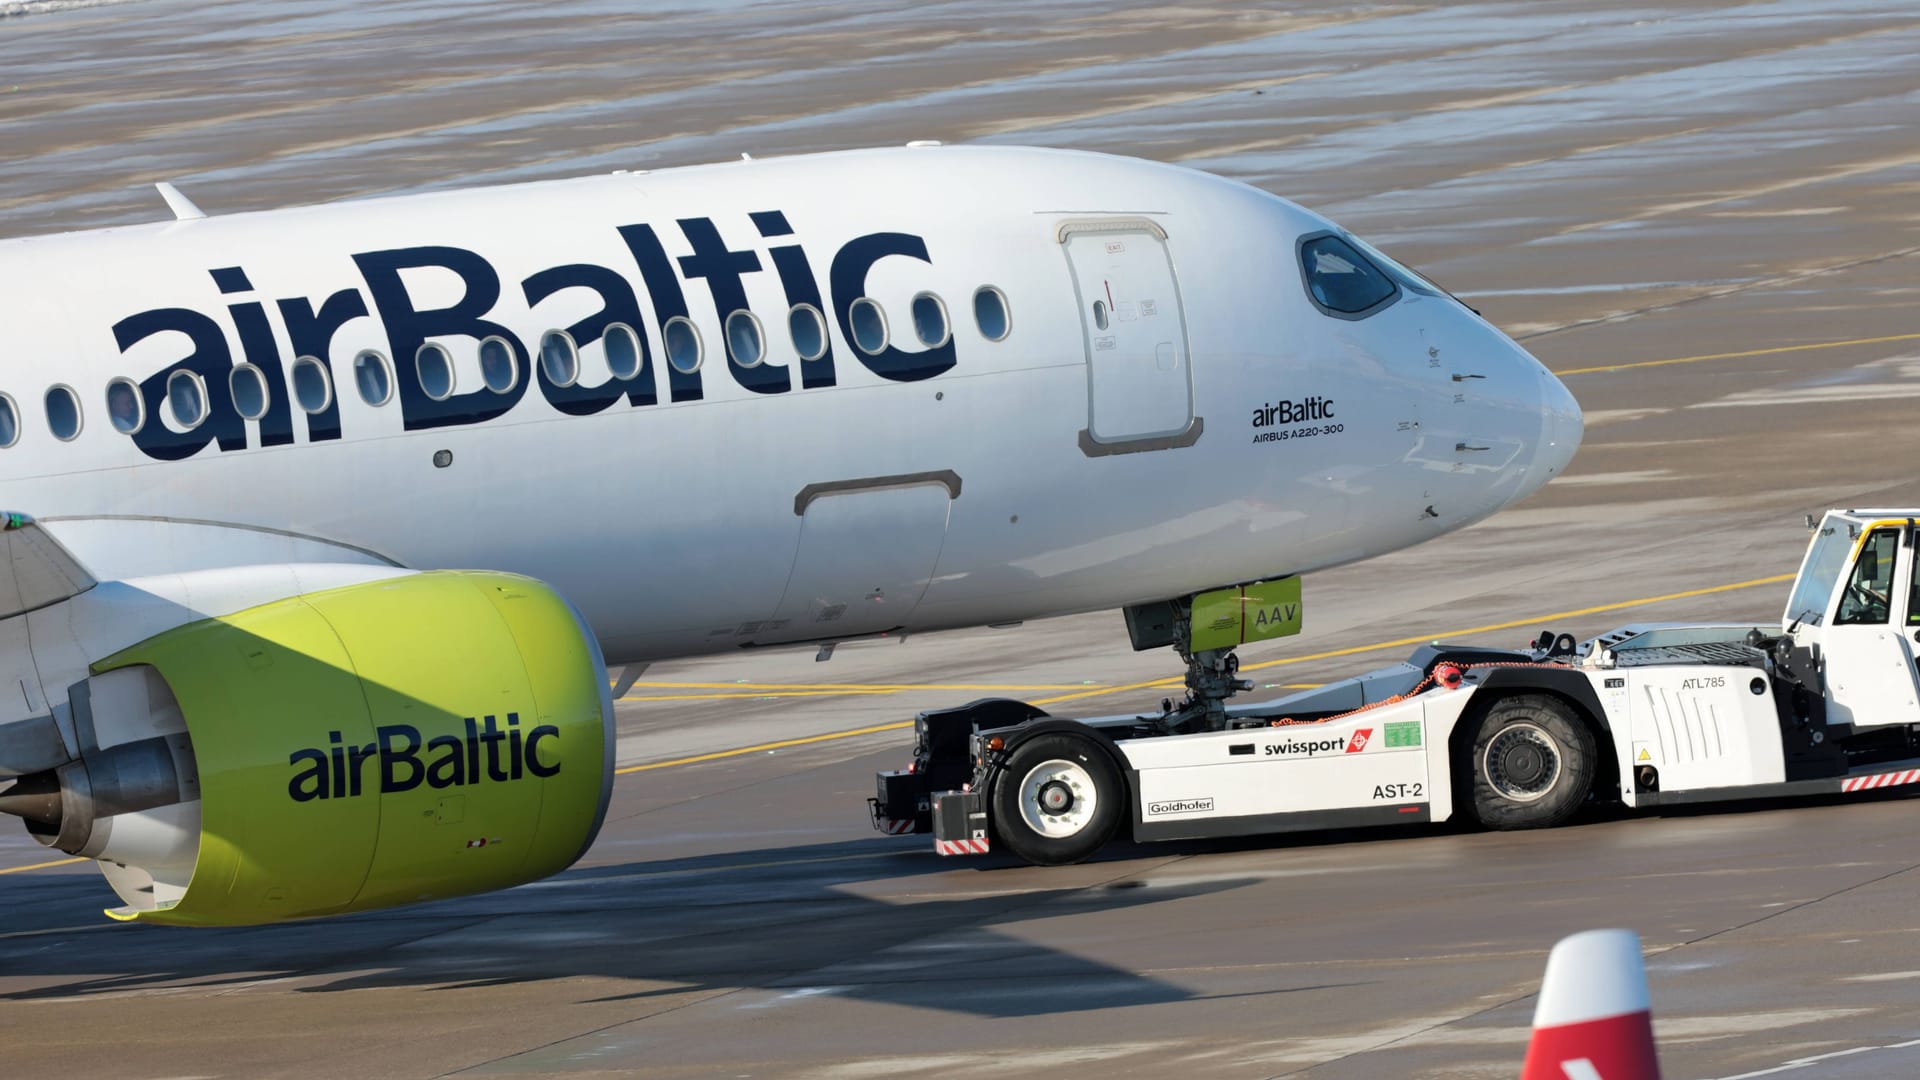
<box><xmin>875</xmin><ymin>509</ymin><xmax>1920</xmax><ymax>863</ymax></box>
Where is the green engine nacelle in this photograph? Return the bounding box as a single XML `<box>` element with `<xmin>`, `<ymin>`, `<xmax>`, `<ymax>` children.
<box><xmin>85</xmin><ymin>570</ymin><xmax>613</xmax><ymax>926</ymax></box>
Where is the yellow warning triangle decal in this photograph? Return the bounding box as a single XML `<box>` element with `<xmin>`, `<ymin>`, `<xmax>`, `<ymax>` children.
<box><xmin>1636</xmin><ymin>748</ymin><xmax>1652</xmax><ymax>762</ymax></box>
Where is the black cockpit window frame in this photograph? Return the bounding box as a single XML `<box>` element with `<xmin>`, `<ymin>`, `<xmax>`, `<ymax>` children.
<box><xmin>1296</xmin><ymin>230</ymin><xmax>1399</xmax><ymax>321</ymax></box>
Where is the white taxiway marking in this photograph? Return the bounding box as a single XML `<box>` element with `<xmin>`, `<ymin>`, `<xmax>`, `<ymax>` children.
<box><xmin>1704</xmin><ymin>1037</ymin><xmax>1920</xmax><ymax>1079</ymax></box>
<box><xmin>1841</xmin><ymin>969</ymin><xmax>1920</xmax><ymax>982</ymax></box>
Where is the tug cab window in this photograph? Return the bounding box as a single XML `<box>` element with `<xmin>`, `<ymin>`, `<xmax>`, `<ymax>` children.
<box><xmin>1299</xmin><ymin>233</ymin><xmax>1397</xmax><ymax>317</ymax></box>
<box><xmin>1906</xmin><ymin>534</ymin><xmax>1920</xmax><ymax>627</ymax></box>
<box><xmin>1835</xmin><ymin>527</ymin><xmax>1899</xmax><ymax>625</ymax></box>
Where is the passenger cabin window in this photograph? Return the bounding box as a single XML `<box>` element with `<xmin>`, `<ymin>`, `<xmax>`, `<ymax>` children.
<box><xmin>973</xmin><ymin>286</ymin><xmax>1011</xmax><ymax>342</ymax></box>
<box><xmin>417</xmin><ymin>343</ymin><xmax>455</xmax><ymax>401</ymax></box>
<box><xmin>292</xmin><ymin>356</ymin><xmax>333</xmax><ymax>413</ymax></box>
<box><xmin>0</xmin><ymin>394</ymin><xmax>18</xmax><ymax>448</ymax></box>
<box><xmin>167</xmin><ymin>371</ymin><xmax>207</xmax><ymax>430</ymax></box>
<box><xmin>105</xmin><ymin>377</ymin><xmax>144</xmax><ymax>434</ymax></box>
<box><xmin>353</xmin><ymin>350</ymin><xmax>393</xmax><ymax>407</ymax></box>
<box><xmin>1835</xmin><ymin>527</ymin><xmax>1899</xmax><ymax>625</ymax></box>
<box><xmin>725</xmin><ymin>310</ymin><xmax>765</xmax><ymax>368</ymax></box>
<box><xmin>664</xmin><ymin>317</ymin><xmax>703</xmax><ymax>373</ymax></box>
<box><xmin>788</xmin><ymin>304</ymin><xmax>828</xmax><ymax>361</ymax></box>
<box><xmin>230</xmin><ymin>365</ymin><xmax>270</xmax><ymax>421</ymax></box>
<box><xmin>45</xmin><ymin>385</ymin><xmax>81</xmax><ymax>441</ymax></box>
<box><xmin>540</xmin><ymin>331</ymin><xmax>579</xmax><ymax>387</ymax></box>
<box><xmin>1299</xmin><ymin>233</ymin><xmax>1397</xmax><ymax>317</ymax></box>
<box><xmin>849</xmin><ymin>297</ymin><xmax>888</xmax><ymax>356</ymax></box>
<box><xmin>604</xmin><ymin>324</ymin><xmax>642</xmax><ymax>380</ymax></box>
<box><xmin>912</xmin><ymin>293</ymin><xmax>950</xmax><ymax>348</ymax></box>
<box><xmin>479</xmin><ymin>336</ymin><xmax>518</xmax><ymax>393</ymax></box>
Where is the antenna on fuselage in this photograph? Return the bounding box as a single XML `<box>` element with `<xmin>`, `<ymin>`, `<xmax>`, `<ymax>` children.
<box><xmin>153</xmin><ymin>182</ymin><xmax>206</xmax><ymax>221</ymax></box>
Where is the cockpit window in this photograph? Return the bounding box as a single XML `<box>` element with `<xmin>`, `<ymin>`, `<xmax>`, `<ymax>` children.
<box><xmin>1298</xmin><ymin>233</ymin><xmax>1397</xmax><ymax>318</ymax></box>
<box><xmin>1344</xmin><ymin>234</ymin><xmax>1444</xmax><ymax>298</ymax></box>
<box><xmin>1835</xmin><ymin>527</ymin><xmax>1899</xmax><ymax>626</ymax></box>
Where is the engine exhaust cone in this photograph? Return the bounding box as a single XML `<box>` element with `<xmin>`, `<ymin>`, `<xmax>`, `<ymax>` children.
<box><xmin>0</xmin><ymin>770</ymin><xmax>62</xmax><ymax>825</ymax></box>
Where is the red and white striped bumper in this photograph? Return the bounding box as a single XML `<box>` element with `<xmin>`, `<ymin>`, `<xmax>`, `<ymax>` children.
<box><xmin>1841</xmin><ymin>768</ymin><xmax>1920</xmax><ymax>793</ymax></box>
<box><xmin>935</xmin><ymin>837</ymin><xmax>990</xmax><ymax>856</ymax></box>
<box><xmin>877</xmin><ymin>817</ymin><xmax>916</xmax><ymax>835</ymax></box>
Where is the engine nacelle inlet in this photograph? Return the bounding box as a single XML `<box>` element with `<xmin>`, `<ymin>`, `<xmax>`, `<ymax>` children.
<box><xmin>0</xmin><ymin>569</ymin><xmax>613</xmax><ymax>926</ymax></box>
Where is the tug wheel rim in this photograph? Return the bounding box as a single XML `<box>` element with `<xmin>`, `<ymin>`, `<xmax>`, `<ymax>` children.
<box><xmin>1017</xmin><ymin>758</ymin><xmax>1099</xmax><ymax>838</ymax></box>
<box><xmin>1482</xmin><ymin>722</ymin><xmax>1561</xmax><ymax>803</ymax></box>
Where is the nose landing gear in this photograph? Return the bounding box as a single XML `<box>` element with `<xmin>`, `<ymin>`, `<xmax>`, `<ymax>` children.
<box><xmin>1163</xmin><ymin>635</ymin><xmax>1253</xmax><ymax>734</ymax></box>
<box><xmin>1125</xmin><ymin>593</ymin><xmax>1263</xmax><ymax>735</ymax></box>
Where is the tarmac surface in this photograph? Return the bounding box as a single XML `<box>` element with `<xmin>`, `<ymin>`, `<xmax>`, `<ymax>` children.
<box><xmin>5</xmin><ymin>0</ymin><xmax>1920</xmax><ymax>1076</ymax></box>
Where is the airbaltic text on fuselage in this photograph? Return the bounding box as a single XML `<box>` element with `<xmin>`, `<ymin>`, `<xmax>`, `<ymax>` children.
<box><xmin>286</xmin><ymin>714</ymin><xmax>560</xmax><ymax>802</ymax></box>
<box><xmin>1251</xmin><ymin>396</ymin><xmax>1335</xmax><ymax>427</ymax></box>
<box><xmin>112</xmin><ymin>212</ymin><xmax>956</xmax><ymax>461</ymax></box>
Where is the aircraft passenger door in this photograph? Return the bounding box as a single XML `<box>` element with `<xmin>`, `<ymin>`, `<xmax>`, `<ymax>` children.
<box><xmin>1818</xmin><ymin>525</ymin><xmax>1920</xmax><ymax>728</ymax></box>
<box><xmin>1060</xmin><ymin>222</ymin><xmax>1195</xmax><ymax>452</ymax></box>
<box><xmin>753</xmin><ymin>474</ymin><xmax>957</xmax><ymax>645</ymax></box>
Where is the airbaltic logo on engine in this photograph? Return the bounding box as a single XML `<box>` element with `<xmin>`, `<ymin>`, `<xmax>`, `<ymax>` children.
<box><xmin>1250</xmin><ymin>395</ymin><xmax>1339</xmax><ymax>444</ymax></box>
<box><xmin>287</xmin><ymin>714</ymin><xmax>560</xmax><ymax>802</ymax></box>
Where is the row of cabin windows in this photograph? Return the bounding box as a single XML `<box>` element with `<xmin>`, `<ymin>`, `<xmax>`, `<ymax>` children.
<box><xmin>0</xmin><ymin>287</ymin><xmax>1014</xmax><ymax>445</ymax></box>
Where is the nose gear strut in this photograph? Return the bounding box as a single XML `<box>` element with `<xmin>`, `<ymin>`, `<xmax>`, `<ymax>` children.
<box><xmin>1158</xmin><ymin>598</ymin><xmax>1254</xmax><ymax>734</ymax></box>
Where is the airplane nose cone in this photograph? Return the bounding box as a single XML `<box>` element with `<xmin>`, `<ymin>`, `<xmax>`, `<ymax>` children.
<box><xmin>1536</xmin><ymin>368</ymin><xmax>1583</xmax><ymax>480</ymax></box>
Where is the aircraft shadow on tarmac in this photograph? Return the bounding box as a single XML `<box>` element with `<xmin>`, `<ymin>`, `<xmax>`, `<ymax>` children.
<box><xmin>0</xmin><ymin>839</ymin><xmax>1367</xmax><ymax>1017</ymax></box>
<box><xmin>10</xmin><ymin>790</ymin><xmax>1899</xmax><ymax>1011</ymax></box>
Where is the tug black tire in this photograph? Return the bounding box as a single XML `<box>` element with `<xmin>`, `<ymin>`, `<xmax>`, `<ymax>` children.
<box><xmin>1467</xmin><ymin>694</ymin><xmax>1595</xmax><ymax>830</ymax></box>
<box><xmin>990</xmin><ymin>733</ymin><xmax>1124</xmax><ymax>865</ymax></box>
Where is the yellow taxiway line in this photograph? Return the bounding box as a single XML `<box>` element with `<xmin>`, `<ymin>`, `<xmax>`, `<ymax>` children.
<box><xmin>1031</xmin><ymin>573</ymin><xmax>1796</xmax><ymax>707</ymax></box>
<box><xmin>0</xmin><ymin>856</ymin><xmax>85</xmax><ymax>876</ymax></box>
<box><xmin>1556</xmin><ymin>331</ymin><xmax>1920</xmax><ymax>376</ymax></box>
<box><xmin>610</xmin><ymin>572</ymin><xmax>1794</xmax><ymax>776</ymax></box>
<box><xmin>617</xmin><ymin>682</ymin><xmax>1098</xmax><ymax>703</ymax></box>
<box><xmin>622</xmin><ymin>689</ymin><xmax>903</xmax><ymax>702</ymax></box>
<box><xmin>628</xmin><ymin>682</ymin><xmax>1098</xmax><ymax>692</ymax></box>
<box><xmin>615</xmin><ymin>721</ymin><xmax>921</xmax><ymax>774</ymax></box>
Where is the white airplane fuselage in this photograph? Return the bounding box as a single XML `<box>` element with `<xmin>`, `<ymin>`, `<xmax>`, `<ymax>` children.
<box><xmin>0</xmin><ymin>146</ymin><xmax>1580</xmax><ymax>664</ymax></box>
